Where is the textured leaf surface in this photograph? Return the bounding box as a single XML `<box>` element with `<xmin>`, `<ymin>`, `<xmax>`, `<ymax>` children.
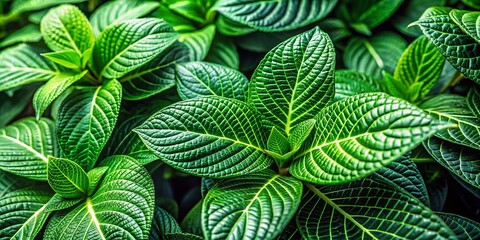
<box><xmin>136</xmin><ymin>96</ymin><xmax>273</xmax><ymax>178</ymax></box>
<box><xmin>94</xmin><ymin>18</ymin><xmax>179</xmax><ymax>79</ymax></box>
<box><xmin>41</xmin><ymin>50</ymin><xmax>82</xmax><ymax>69</ymax></box>
<box><xmin>57</xmin><ymin>80</ymin><xmax>122</xmax><ymax>171</ymax></box>
<box><xmin>10</xmin><ymin>0</ymin><xmax>86</xmax><ymax>14</ymax></box>
<box><xmin>342</xmin><ymin>0</ymin><xmax>404</xmax><ymax>29</ymax></box>
<box><xmin>150</xmin><ymin>207</ymin><xmax>182</xmax><ymax>240</ymax></box>
<box><xmin>176</xmin><ymin>61</ymin><xmax>248</xmax><ymax>101</ymax></box>
<box><xmin>44</xmin><ymin>156</ymin><xmax>155</xmax><ymax>240</ymax></box>
<box><xmin>425</xmin><ymin>137</ymin><xmax>480</xmax><ymax>190</ymax></box>
<box><xmin>205</xmin><ymin>35</ymin><xmax>239</xmax><ymax>69</ymax></box>
<box><xmin>0</xmin><ymin>170</ymin><xmax>29</xmax><ymax>198</ymax></box>
<box><xmin>179</xmin><ymin>24</ymin><xmax>216</xmax><ymax>61</ymax></box>
<box><xmin>290</xmin><ymin>92</ymin><xmax>450</xmax><ymax>185</ymax></box>
<box><xmin>297</xmin><ymin>179</ymin><xmax>455</xmax><ymax>239</ymax></box>
<box><xmin>437</xmin><ymin>212</ymin><xmax>480</xmax><ymax>239</ymax></box>
<box><xmin>0</xmin><ymin>118</ymin><xmax>58</xmax><ymax>181</ymax></box>
<box><xmin>41</xmin><ymin>5</ymin><xmax>94</xmax><ymax>56</ymax></box>
<box><xmin>450</xmin><ymin>10</ymin><xmax>480</xmax><ymax>42</ymax></box>
<box><xmin>86</xmin><ymin>167</ymin><xmax>108</xmax><ymax>195</ymax></box>
<box><xmin>0</xmin><ymin>44</ymin><xmax>58</xmax><ymax>92</ymax></box>
<box><xmin>420</xmin><ymin>94</ymin><xmax>480</xmax><ymax>150</ymax></box>
<box><xmin>215</xmin><ymin>0</ymin><xmax>338</xmax><ymax>32</ymax></box>
<box><xmin>203</xmin><ymin>170</ymin><xmax>302</xmax><ymax>240</ymax></box>
<box><xmin>467</xmin><ymin>84</ymin><xmax>480</xmax><ymax>120</ymax></box>
<box><xmin>249</xmin><ymin>27</ymin><xmax>335</xmax><ymax>135</ymax></box>
<box><xmin>334</xmin><ymin>70</ymin><xmax>380</xmax><ymax>101</ymax></box>
<box><xmin>47</xmin><ymin>157</ymin><xmax>89</xmax><ymax>198</ymax></box>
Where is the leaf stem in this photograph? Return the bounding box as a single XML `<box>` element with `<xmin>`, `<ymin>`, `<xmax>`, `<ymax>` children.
<box><xmin>278</xmin><ymin>167</ymin><xmax>289</xmax><ymax>176</ymax></box>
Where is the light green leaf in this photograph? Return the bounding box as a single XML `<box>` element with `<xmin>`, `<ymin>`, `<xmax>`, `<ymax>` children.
<box><xmin>0</xmin><ymin>44</ymin><xmax>58</xmax><ymax>92</ymax></box>
<box><xmin>179</xmin><ymin>24</ymin><xmax>216</xmax><ymax>61</ymax></box>
<box><xmin>437</xmin><ymin>212</ymin><xmax>480</xmax><ymax>239</ymax></box>
<box><xmin>152</xmin><ymin>4</ymin><xmax>197</xmax><ymax>32</ymax></box>
<box><xmin>164</xmin><ymin>0</ymin><xmax>214</xmax><ymax>23</ymax></box>
<box><xmin>203</xmin><ymin>169</ymin><xmax>302</xmax><ymax>240</ymax></box>
<box><xmin>288</xmin><ymin>119</ymin><xmax>316</xmax><ymax>152</ymax></box>
<box><xmin>90</xmin><ymin>0</ymin><xmax>160</xmax><ymax>36</ymax></box>
<box><xmin>150</xmin><ymin>207</ymin><xmax>182</xmax><ymax>240</ymax></box>
<box><xmin>249</xmin><ymin>27</ymin><xmax>335</xmax><ymax>135</ymax></box>
<box><xmin>135</xmin><ymin>96</ymin><xmax>273</xmax><ymax>178</ymax></box>
<box><xmin>41</xmin><ymin>4</ymin><xmax>94</xmax><ymax>57</ymax></box>
<box><xmin>383</xmin><ymin>71</ymin><xmax>409</xmax><ymax>99</ymax></box>
<box><xmin>341</xmin><ymin>0</ymin><xmax>404</xmax><ymax>29</ymax></box>
<box><xmin>0</xmin><ymin>24</ymin><xmax>42</xmax><ymax>48</ymax></box>
<box><xmin>298</xmin><ymin>179</ymin><xmax>455</xmax><ymax>239</ymax></box>
<box><xmin>33</xmin><ymin>70</ymin><xmax>87</xmax><ymax>119</ymax></box>
<box><xmin>334</xmin><ymin>70</ymin><xmax>381</xmax><ymax>101</ymax></box>
<box><xmin>267</xmin><ymin>127</ymin><xmax>290</xmax><ymax>155</ymax></box>
<box><xmin>10</xmin><ymin>0</ymin><xmax>87</xmax><ymax>14</ymax></box>
<box><xmin>121</xmin><ymin>42</ymin><xmax>189</xmax><ymax>100</ymax></box>
<box><xmin>391</xmin><ymin>0</ymin><xmax>447</xmax><ymax>37</ymax></box>
<box><xmin>416</xmin><ymin>7</ymin><xmax>480</xmax><ymax>83</ymax></box>
<box><xmin>176</xmin><ymin>61</ymin><xmax>248</xmax><ymax>101</ymax></box>
<box><xmin>467</xmin><ymin>85</ymin><xmax>480</xmax><ymax>119</ymax></box>
<box><xmin>47</xmin><ymin>156</ymin><xmax>89</xmax><ymax>198</ymax></box>
<box><xmin>57</xmin><ymin>80</ymin><xmax>122</xmax><ymax>171</ymax></box>
<box><xmin>394</xmin><ymin>36</ymin><xmax>445</xmax><ymax>101</ymax></box>
<box><xmin>44</xmin><ymin>155</ymin><xmax>155</xmax><ymax>240</ymax></box>
<box><xmin>86</xmin><ymin>166</ymin><xmax>108</xmax><ymax>195</ymax></box>
<box><xmin>0</xmin><ymin>118</ymin><xmax>58</xmax><ymax>181</ymax></box>
<box><xmin>290</xmin><ymin>92</ymin><xmax>451</xmax><ymax>185</ymax></box>
<box><xmin>425</xmin><ymin>137</ymin><xmax>480</xmax><ymax>190</ymax></box>
<box><xmin>41</xmin><ymin>50</ymin><xmax>82</xmax><ymax>69</ymax></box>
<box><xmin>420</xmin><ymin>94</ymin><xmax>480</xmax><ymax>150</ymax></box>
<box><xmin>0</xmin><ymin>187</ymin><xmax>53</xmax><ymax>239</ymax></box>
<box><xmin>344</xmin><ymin>32</ymin><xmax>407</xmax><ymax>79</ymax></box>
<box><xmin>215</xmin><ymin>0</ymin><xmax>337</xmax><ymax>32</ymax></box>
<box><xmin>94</xmin><ymin>18</ymin><xmax>179</xmax><ymax>79</ymax></box>
<box><xmin>205</xmin><ymin>35</ymin><xmax>239</xmax><ymax>69</ymax></box>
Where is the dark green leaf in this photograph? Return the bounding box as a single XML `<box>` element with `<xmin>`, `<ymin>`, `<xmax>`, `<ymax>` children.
<box><xmin>181</xmin><ymin>201</ymin><xmax>202</xmax><ymax>236</ymax></box>
<box><xmin>341</xmin><ymin>0</ymin><xmax>404</xmax><ymax>29</ymax></box>
<box><xmin>391</xmin><ymin>0</ymin><xmax>447</xmax><ymax>37</ymax></box>
<box><xmin>467</xmin><ymin>84</ymin><xmax>480</xmax><ymax>120</ymax></box>
<box><xmin>150</xmin><ymin>207</ymin><xmax>182</xmax><ymax>240</ymax></box>
<box><xmin>438</xmin><ymin>212</ymin><xmax>480</xmax><ymax>239</ymax></box>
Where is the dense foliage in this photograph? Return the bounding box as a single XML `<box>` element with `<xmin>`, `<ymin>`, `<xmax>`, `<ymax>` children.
<box><xmin>1</xmin><ymin>0</ymin><xmax>480</xmax><ymax>239</ymax></box>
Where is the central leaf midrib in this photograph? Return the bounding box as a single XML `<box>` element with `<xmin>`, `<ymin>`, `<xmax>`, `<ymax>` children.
<box><xmin>86</xmin><ymin>197</ymin><xmax>106</xmax><ymax>240</ymax></box>
<box><xmin>52</xmin><ymin>160</ymin><xmax>86</xmax><ymax>194</ymax></box>
<box><xmin>0</xmin><ymin>135</ymin><xmax>48</xmax><ymax>163</ymax></box>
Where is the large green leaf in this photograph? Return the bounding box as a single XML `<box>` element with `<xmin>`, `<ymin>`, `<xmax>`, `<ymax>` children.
<box><xmin>394</xmin><ymin>36</ymin><xmax>445</xmax><ymax>102</ymax></box>
<box><xmin>93</xmin><ymin>18</ymin><xmax>179</xmax><ymax>80</ymax></box>
<box><xmin>344</xmin><ymin>32</ymin><xmax>407</xmax><ymax>79</ymax></box>
<box><xmin>40</xmin><ymin>4</ymin><xmax>94</xmax><ymax>57</ymax></box>
<box><xmin>179</xmin><ymin>24</ymin><xmax>216</xmax><ymax>61</ymax></box>
<box><xmin>249</xmin><ymin>27</ymin><xmax>335</xmax><ymax>135</ymax></box>
<box><xmin>176</xmin><ymin>61</ymin><xmax>248</xmax><ymax>101</ymax></box>
<box><xmin>416</xmin><ymin>7</ymin><xmax>480</xmax><ymax>83</ymax></box>
<box><xmin>0</xmin><ymin>187</ymin><xmax>53</xmax><ymax>239</ymax></box>
<box><xmin>425</xmin><ymin>136</ymin><xmax>480</xmax><ymax>190</ymax></box>
<box><xmin>0</xmin><ymin>44</ymin><xmax>58</xmax><ymax>92</ymax></box>
<box><xmin>9</xmin><ymin>0</ymin><xmax>86</xmax><ymax>14</ymax></box>
<box><xmin>44</xmin><ymin>155</ymin><xmax>155</xmax><ymax>240</ymax></box>
<box><xmin>47</xmin><ymin>157</ymin><xmax>89</xmax><ymax>198</ymax></box>
<box><xmin>214</xmin><ymin>0</ymin><xmax>338</xmax><ymax>32</ymax></box>
<box><xmin>290</xmin><ymin>92</ymin><xmax>450</xmax><ymax>185</ymax></box>
<box><xmin>437</xmin><ymin>212</ymin><xmax>480</xmax><ymax>239</ymax></box>
<box><xmin>462</xmin><ymin>0</ymin><xmax>480</xmax><ymax>9</ymax></box>
<box><xmin>90</xmin><ymin>0</ymin><xmax>160</xmax><ymax>36</ymax></box>
<box><xmin>121</xmin><ymin>42</ymin><xmax>189</xmax><ymax>100</ymax></box>
<box><xmin>57</xmin><ymin>80</ymin><xmax>122</xmax><ymax>171</ymax></box>
<box><xmin>340</xmin><ymin>0</ymin><xmax>404</xmax><ymax>31</ymax></box>
<box><xmin>297</xmin><ymin>179</ymin><xmax>455</xmax><ymax>239</ymax></box>
<box><xmin>0</xmin><ymin>118</ymin><xmax>58</xmax><ymax>181</ymax></box>
<box><xmin>203</xmin><ymin>170</ymin><xmax>302</xmax><ymax>240</ymax></box>
<box><xmin>33</xmin><ymin>70</ymin><xmax>88</xmax><ymax>119</ymax></box>
<box><xmin>420</xmin><ymin>94</ymin><xmax>480</xmax><ymax>150</ymax></box>
<box><xmin>135</xmin><ymin>96</ymin><xmax>273</xmax><ymax>178</ymax></box>
<box><xmin>334</xmin><ymin>70</ymin><xmax>380</xmax><ymax>101</ymax></box>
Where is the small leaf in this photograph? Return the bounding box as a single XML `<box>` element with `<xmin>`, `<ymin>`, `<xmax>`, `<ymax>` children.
<box><xmin>384</xmin><ymin>71</ymin><xmax>409</xmax><ymax>99</ymax></box>
<box><xmin>42</xmin><ymin>50</ymin><xmax>82</xmax><ymax>69</ymax></box>
<box><xmin>203</xmin><ymin>169</ymin><xmax>302</xmax><ymax>240</ymax></box>
<box><xmin>179</xmin><ymin>24</ymin><xmax>216</xmax><ymax>61</ymax></box>
<box><xmin>288</xmin><ymin>119</ymin><xmax>316</xmax><ymax>152</ymax></box>
<box><xmin>175</xmin><ymin>61</ymin><xmax>248</xmax><ymax>101</ymax></box>
<box><xmin>467</xmin><ymin>84</ymin><xmax>480</xmax><ymax>120</ymax></box>
<box><xmin>86</xmin><ymin>166</ymin><xmax>108</xmax><ymax>195</ymax></box>
<box><xmin>135</xmin><ymin>96</ymin><xmax>273</xmax><ymax>178</ymax></box>
<box><xmin>205</xmin><ymin>35</ymin><xmax>239</xmax><ymax>69</ymax></box>
<box><xmin>267</xmin><ymin>127</ymin><xmax>290</xmax><ymax>155</ymax></box>
<box><xmin>33</xmin><ymin>70</ymin><xmax>88</xmax><ymax>119</ymax></box>
<box><xmin>0</xmin><ymin>118</ymin><xmax>58</xmax><ymax>181</ymax></box>
<box><xmin>164</xmin><ymin>0</ymin><xmax>212</xmax><ymax>23</ymax></box>
<box><xmin>181</xmin><ymin>201</ymin><xmax>203</xmax><ymax>236</ymax></box>
<box><xmin>437</xmin><ymin>212</ymin><xmax>480</xmax><ymax>239</ymax></box>
<box><xmin>47</xmin><ymin>157</ymin><xmax>89</xmax><ymax>198</ymax></box>
<box><xmin>334</xmin><ymin>70</ymin><xmax>381</xmax><ymax>101</ymax></box>
<box><xmin>290</xmin><ymin>92</ymin><xmax>451</xmax><ymax>185</ymax></box>
<box><xmin>150</xmin><ymin>207</ymin><xmax>182</xmax><ymax>240</ymax></box>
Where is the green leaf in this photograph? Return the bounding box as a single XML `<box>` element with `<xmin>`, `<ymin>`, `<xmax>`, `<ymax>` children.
<box><xmin>0</xmin><ymin>170</ymin><xmax>30</xmax><ymax>198</ymax></box>
<box><xmin>0</xmin><ymin>84</ymin><xmax>37</xmax><ymax>128</ymax></box>
<box><xmin>135</xmin><ymin>96</ymin><xmax>273</xmax><ymax>178</ymax></box>
<box><xmin>44</xmin><ymin>155</ymin><xmax>155</xmax><ymax>240</ymax></box>
<box><xmin>121</xmin><ymin>42</ymin><xmax>189</xmax><ymax>100</ymax></box>
<box><xmin>57</xmin><ymin>80</ymin><xmax>122</xmax><ymax>171</ymax></box>
<box><xmin>467</xmin><ymin>85</ymin><xmax>480</xmax><ymax>119</ymax></box>
<box><xmin>203</xmin><ymin>169</ymin><xmax>302</xmax><ymax>240</ymax></box>
<box><xmin>215</xmin><ymin>15</ymin><xmax>255</xmax><ymax>36</ymax></box>
<box><xmin>288</xmin><ymin>119</ymin><xmax>316</xmax><ymax>152</ymax></box>
<box><xmin>0</xmin><ymin>117</ymin><xmax>58</xmax><ymax>181</ymax></box>
<box><xmin>44</xmin><ymin>193</ymin><xmax>83</xmax><ymax>212</ymax></box>
<box><xmin>0</xmin><ymin>24</ymin><xmax>42</xmax><ymax>48</ymax></box>
<box><xmin>372</xmin><ymin>154</ymin><xmax>431</xmax><ymax>206</ymax></box>
<box><xmin>165</xmin><ymin>233</ymin><xmax>203</xmax><ymax>240</ymax></box>
<box><xmin>394</xmin><ymin>36</ymin><xmax>445</xmax><ymax>101</ymax></box>
<box><xmin>215</xmin><ymin>0</ymin><xmax>337</xmax><ymax>32</ymax></box>
<box><xmin>164</xmin><ymin>0</ymin><xmax>213</xmax><ymax>23</ymax></box>
<box><xmin>10</xmin><ymin>0</ymin><xmax>87</xmax><ymax>14</ymax></box>
<box><xmin>462</xmin><ymin>0</ymin><xmax>480</xmax><ymax>9</ymax></box>
<box><xmin>317</xmin><ymin>18</ymin><xmax>351</xmax><ymax>42</ymax></box>
<box><xmin>334</xmin><ymin>70</ymin><xmax>380</xmax><ymax>101</ymax></box>
<box><xmin>41</xmin><ymin>4</ymin><xmax>94</xmax><ymax>58</ymax></box>
<box><xmin>150</xmin><ymin>207</ymin><xmax>182</xmax><ymax>240</ymax></box>
<box><xmin>249</xmin><ymin>27</ymin><xmax>335</xmax><ymax>135</ymax></box>
<box><xmin>391</xmin><ymin>0</ymin><xmax>447</xmax><ymax>37</ymax></box>
<box><xmin>420</xmin><ymin>94</ymin><xmax>480</xmax><ymax>150</ymax></box>
<box><xmin>176</xmin><ymin>61</ymin><xmax>248</xmax><ymax>101</ymax></box>
<box><xmin>341</xmin><ymin>0</ymin><xmax>404</xmax><ymax>29</ymax></box>
<box><xmin>41</xmin><ymin>50</ymin><xmax>82</xmax><ymax>69</ymax></box>
<box><xmin>90</xmin><ymin>0</ymin><xmax>160</xmax><ymax>36</ymax></box>
<box><xmin>94</xmin><ymin>18</ymin><xmax>179</xmax><ymax>79</ymax></box>
<box><xmin>181</xmin><ymin>201</ymin><xmax>203</xmax><ymax>236</ymax></box>
<box><xmin>416</xmin><ymin>7</ymin><xmax>480</xmax><ymax>83</ymax></box>
<box><xmin>450</xmin><ymin>9</ymin><xmax>480</xmax><ymax>42</ymax></box>
<box><xmin>298</xmin><ymin>179</ymin><xmax>455</xmax><ymax>239</ymax></box>
<box><xmin>290</xmin><ymin>92</ymin><xmax>450</xmax><ymax>185</ymax></box>
<box><xmin>0</xmin><ymin>187</ymin><xmax>53</xmax><ymax>239</ymax></box>
<box><xmin>33</xmin><ymin>70</ymin><xmax>88</xmax><ymax>119</ymax></box>
<box><xmin>86</xmin><ymin>166</ymin><xmax>108</xmax><ymax>195</ymax></box>
<box><xmin>267</xmin><ymin>127</ymin><xmax>290</xmax><ymax>155</ymax></box>
<box><xmin>205</xmin><ymin>35</ymin><xmax>239</xmax><ymax>69</ymax></box>
<box><xmin>384</xmin><ymin>71</ymin><xmax>409</xmax><ymax>99</ymax></box>
<box><xmin>152</xmin><ymin>4</ymin><xmax>198</xmax><ymax>32</ymax></box>
<box><xmin>179</xmin><ymin>24</ymin><xmax>216</xmax><ymax>61</ymax></box>
<box><xmin>344</xmin><ymin>32</ymin><xmax>407</xmax><ymax>79</ymax></box>
<box><xmin>47</xmin><ymin>156</ymin><xmax>89</xmax><ymax>198</ymax></box>
<box><xmin>437</xmin><ymin>212</ymin><xmax>480</xmax><ymax>239</ymax></box>
<box><xmin>425</xmin><ymin>136</ymin><xmax>480</xmax><ymax>190</ymax></box>
<box><xmin>0</xmin><ymin>44</ymin><xmax>58</xmax><ymax>92</ymax></box>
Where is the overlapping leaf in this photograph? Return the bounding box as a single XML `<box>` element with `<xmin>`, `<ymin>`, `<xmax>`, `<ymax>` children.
<box><xmin>47</xmin><ymin>157</ymin><xmax>89</xmax><ymax>198</ymax></box>
<box><xmin>179</xmin><ymin>24</ymin><xmax>216</xmax><ymax>61</ymax></box>
<box><xmin>249</xmin><ymin>27</ymin><xmax>335</xmax><ymax>135</ymax></box>
<box><xmin>450</xmin><ymin>10</ymin><xmax>480</xmax><ymax>42</ymax></box>
<box><xmin>205</xmin><ymin>35</ymin><xmax>239</xmax><ymax>69</ymax></box>
<box><xmin>467</xmin><ymin>84</ymin><xmax>480</xmax><ymax>120</ymax></box>
<box><xmin>9</xmin><ymin>0</ymin><xmax>86</xmax><ymax>14</ymax></box>
<box><xmin>203</xmin><ymin>170</ymin><xmax>302</xmax><ymax>240</ymax></box>
<box><xmin>334</xmin><ymin>70</ymin><xmax>380</xmax><ymax>101</ymax></box>
<box><xmin>150</xmin><ymin>207</ymin><xmax>182</xmax><ymax>240</ymax></box>
<box><xmin>135</xmin><ymin>96</ymin><xmax>273</xmax><ymax>178</ymax></box>
<box><xmin>341</xmin><ymin>0</ymin><xmax>404</xmax><ymax>31</ymax></box>
<box><xmin>391</xmin><ymin>0</ymin><xmax>446</xmax><ymax>37</ymax></box>
<box><xmin>290</xmin><ymin>92</ymin><xmax>450</xmax><ymax>185</ymax></box>
<box><xmin>0</xmin><ymin>24</ymin><xmax>42</xmax><ymax>48</ymax></box>
<box><xmin>437</xmin><ymin>212</ymin><xmax>480</xmax><ymax>239</ymax></box>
